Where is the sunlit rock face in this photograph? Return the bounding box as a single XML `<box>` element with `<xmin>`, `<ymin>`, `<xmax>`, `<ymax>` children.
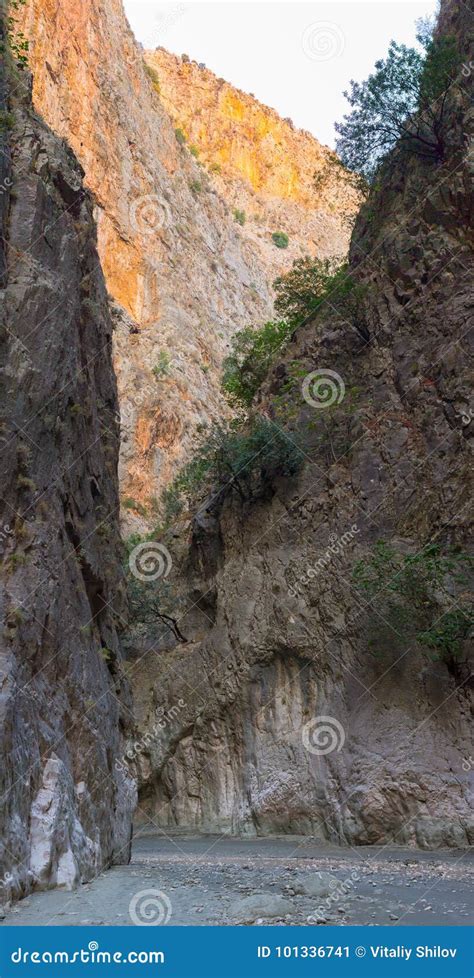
<box><xmin>18</xmin><ymin>0</ymin><xmax>357</xmax><ymax>521</ymax></box>
<box><xmin>145</xmin><ymin>47</ymin><xmax>359</xmax><ymax>281</ymax></box>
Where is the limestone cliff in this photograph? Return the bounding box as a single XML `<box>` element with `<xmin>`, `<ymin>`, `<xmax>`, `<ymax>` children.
<box><xmin>145</xmin><ymin>48</ymin><xmax>359</xmax><ymax>280</ymax></box>
<box><xmin>0</xmin><ymin>27</ymin><xmax>134</xmax><ymax>900</ymax></box>
<box><xmin>131</xmin><ymin>1</ymin><xmax>473</xmax><ymax>847</ymax></box>
<box><xmin>17</xmin><ymin>0</ymin><xmax>270</xmax><ymax>518</ymax></box>
<box><xmin>18</xmin><ymin>0</ymin><xmax>357</xmax><ymax>520</ymax></box>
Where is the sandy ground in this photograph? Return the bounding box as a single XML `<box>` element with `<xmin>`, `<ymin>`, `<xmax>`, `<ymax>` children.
<box><xmin>2</xmin><ymin>833</ymin><xmax>473</xmax><ymax>927</ymax></box>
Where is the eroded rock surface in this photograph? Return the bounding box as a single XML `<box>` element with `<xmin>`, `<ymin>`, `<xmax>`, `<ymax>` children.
<box><xmin>18</xmin><ymin>0</ymin><xmax>358</xmax><ymax>516</ymax></box>
<box><xmin>0</xmin><ymin>46</ymin><xmax>134</xmax><ymax>902</ymax></box>
<box><xmin>145</xmin><ymin>47</ymin><xmax>359</xmax><ymax>279</ymax></box>
<box><xmin>128</xmin><ymin>0</ymin><xmax>473</xmax><ymax>847</ymax></box>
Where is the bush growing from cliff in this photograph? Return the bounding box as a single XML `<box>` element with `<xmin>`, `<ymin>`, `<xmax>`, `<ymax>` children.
<box><xmin>274</xmin><ymin>256</ymin><xmax>344</xmax><ymax>325</ymax></box>
<box><xmin>0</xmin><ymin>111</ymin><xmax>15</xmax><ymax>131</ymax></box>
<box><xmin>272</xmin><ymin>231</ymin><xmax>289</xmax><ymax>249</ymax></box>
<box><xmin>5</xmin><ymin>0</ymin><xmax>29</xmax><ymax>69</ymax></box>
<box><xmin>335</xmin><ymin>24</ymin><xmax>460</xmax><ymax>182</ymax></box>
<box><xmin>353</xmin><ymin>541</ymin><xmax>473</xmax><ymax>663</ymax></box>
<box><xmin>123</xmin><ymin>496</ymin><xmax>148</xmax><ymax>517</ymax></box>
<box><xmin>152</xmin><ymin>351</ymin><xmax>172</xmax><ymax>379</ymax></box>
<box><xmin>222</xmin><ymin>320</ymin><xmax>294</xmax><ymax>408</ymax></box>
<box><xmin>144</xmin><ymin>62</ymin><xmax>161</xmax><ymax>95</ymax></box>
<box><xmin>162</xmin><ymin>416</ymin><xmax>305</xmax><ymax>521</ymax></box>
<box><xmin>274</xmin><ymin>256</ymin><xmax>372</xmax><ymax>339</ymax></box>
<box><xmin>175</xmin><ymin>128</ymin><xmax>186</xmax><ymax>145</ymax></box>
<box><xmin>222</xmin><ymin>259</ymin><xmax>372</xmax><ymax>411</ymax></box>
<box><xmin>233</xmin><ymin>208</ymin><xmax>246</xmax><ymax>226</ymax></box>
<box><xmin>123</xmin><ymin>534</ymin><xmax>187</xmax><ymax>642</ymax></box>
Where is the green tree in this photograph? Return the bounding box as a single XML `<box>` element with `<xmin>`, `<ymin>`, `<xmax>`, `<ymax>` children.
<box><xmin>123</xmin><ymin>535</ymin><xmax>187</xmax><ymax>642</ymax></box>
<box><xmin>222</xmin><ymin>320</ymin><xmax>294</xmax><ymax>408</ymax></box>
<box><xmin>274</xmin><ymin>256</ymin><xmax>344</xmax><ymax>325</ymax></box>
<box><xmin>162</xmin><ymin>416</ymin><xmax>305</xmax><ymax>520</ymax></box>
<box><xmin>335</xmin><ymin>27</ymin><xmax>460</xmax><ymax>182</ymax></box>
<box><xmin>353</xmin><ymin>541</ymin><xmax>473</xmax><ymax>663</ymax></box>
<box><xmin>274</xmin><ymin>256</ymin><xmax>372</xmax><ymax>340</ymax></box>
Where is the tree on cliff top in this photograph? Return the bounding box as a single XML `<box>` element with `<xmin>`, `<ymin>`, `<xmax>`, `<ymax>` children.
<box><xmin>335</xmin><ymin>21</ymin><xmax>460</xmax><ymax>182</ymax></box>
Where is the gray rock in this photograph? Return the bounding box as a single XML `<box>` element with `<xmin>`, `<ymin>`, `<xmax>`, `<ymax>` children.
<box><xmin>0</xmin><ymin>62</ymin><xmax>135</xmax><ymax>899</ymax></box>
<box><xmin>232</xmin><ymin>894</ymin><xmax>293</xmax><ymax>923</ymax></box>
<box><xmin>293</xmin><ymin>873</ymin><xmax>341</xmax><ymax>899</ymax></box>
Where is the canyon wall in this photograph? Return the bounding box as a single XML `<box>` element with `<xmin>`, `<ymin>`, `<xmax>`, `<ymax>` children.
<box><xmin>18</xmin><ymin>0</ymin><xmax>357</xmax><ymax>520</ymax></box>
<box><xmin>0</xmin><ymin>32</ymin><xmax>134</xmax><ymax>900</ymax></box>
<box><xmin>10</xmin><ymin>0</ymin><xmax>471</xmax><ymax>856</ymax></box>
<box><xmin>145</xmin><ymin>47</ymin><xmax>359</xmax><ymax>280</ymax></box>
<box><xmin>130</xmin><ymin>1</ymin><xmax>473</xmax><ymax>847</ymax></box>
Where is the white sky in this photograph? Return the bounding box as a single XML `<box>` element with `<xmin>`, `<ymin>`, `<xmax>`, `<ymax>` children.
<box><xmin>123</xmin><ymin>1</ymin><xmax>438</xmax><ymax>147</ymax></box>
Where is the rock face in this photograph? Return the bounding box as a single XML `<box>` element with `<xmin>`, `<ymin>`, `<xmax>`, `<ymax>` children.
<box><xmin>130</xmin><ymin>1</ymin><xmax>473</xmax><ymax>847</ymax></box>
<box><xmin>18</xmin><ymin>0</ymin><xmax>357</xmax><ymax>519</ymax></box>
<box><xmin>145</xmin><ymin>48</ymin><xmax>359</xmax><ymax>279</ymax></box>
<box><xmin>0</xmin><ymin>38</ymin><xmax>134</xmax><ymax>901</ymax></box>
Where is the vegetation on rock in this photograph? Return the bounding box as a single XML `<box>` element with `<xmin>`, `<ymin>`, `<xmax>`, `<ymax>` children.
<box><xmin>336</xmin><ymin>21</ymin><xmax>460</xmax><ymax>181</ymax></box>
<box><xmin>233</xmin><ymin>208</ymin><xmax>246</xmax><ymax>226</ymax></box>
<box><xmin>5</xmin><ymin>0</ymin><xmax>29</xmax><ymax>70</ymax></box>
<box><xmin>143</xmin><ymin>62</ymin><xmax>161</xmax><ymax>95</ymax></box>
<box><xmin>123</xmin><ymin>535</ymin><xmax>187</xmax><ymax>642</ymax></box>
<box><xmin>222</xmin><ymin>320</ymin><xmax>294</xmax><ymax>408</ymax></box>
<box><xmin>152</xmin><ymin>351</ymin><xmax>172</xmax><ymax>379</ymax></box>
<box><xmin>353</xmin><ymin>542</ymin><xmax>473</xmax><ymax>663</ymax></box>
<box><xmin>271</xmin><ymin>231</ymin><xmax>289</xmax><ymax>249</ymax></box>
<box><xmin>222</xmin><ymin>256</ymin><xmax>373</xmax><ymax>412</ymax></box>
<box><xmin>162</xmin><ymin>416</ymin><xmax>305</xmax><ymax>522</ymax></box>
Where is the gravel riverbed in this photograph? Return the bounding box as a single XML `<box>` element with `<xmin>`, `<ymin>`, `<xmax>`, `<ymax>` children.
<box><xmin>2</xmin><ymin>834</ymin><xmax>472</xmax><ymax>927</ymax></box>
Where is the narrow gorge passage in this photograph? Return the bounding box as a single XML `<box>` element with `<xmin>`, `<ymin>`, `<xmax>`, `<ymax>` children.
<box><xmin>0</xmin><ymin>0</ymin><xmax>472</xmax><ymax>939</ymax></box>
